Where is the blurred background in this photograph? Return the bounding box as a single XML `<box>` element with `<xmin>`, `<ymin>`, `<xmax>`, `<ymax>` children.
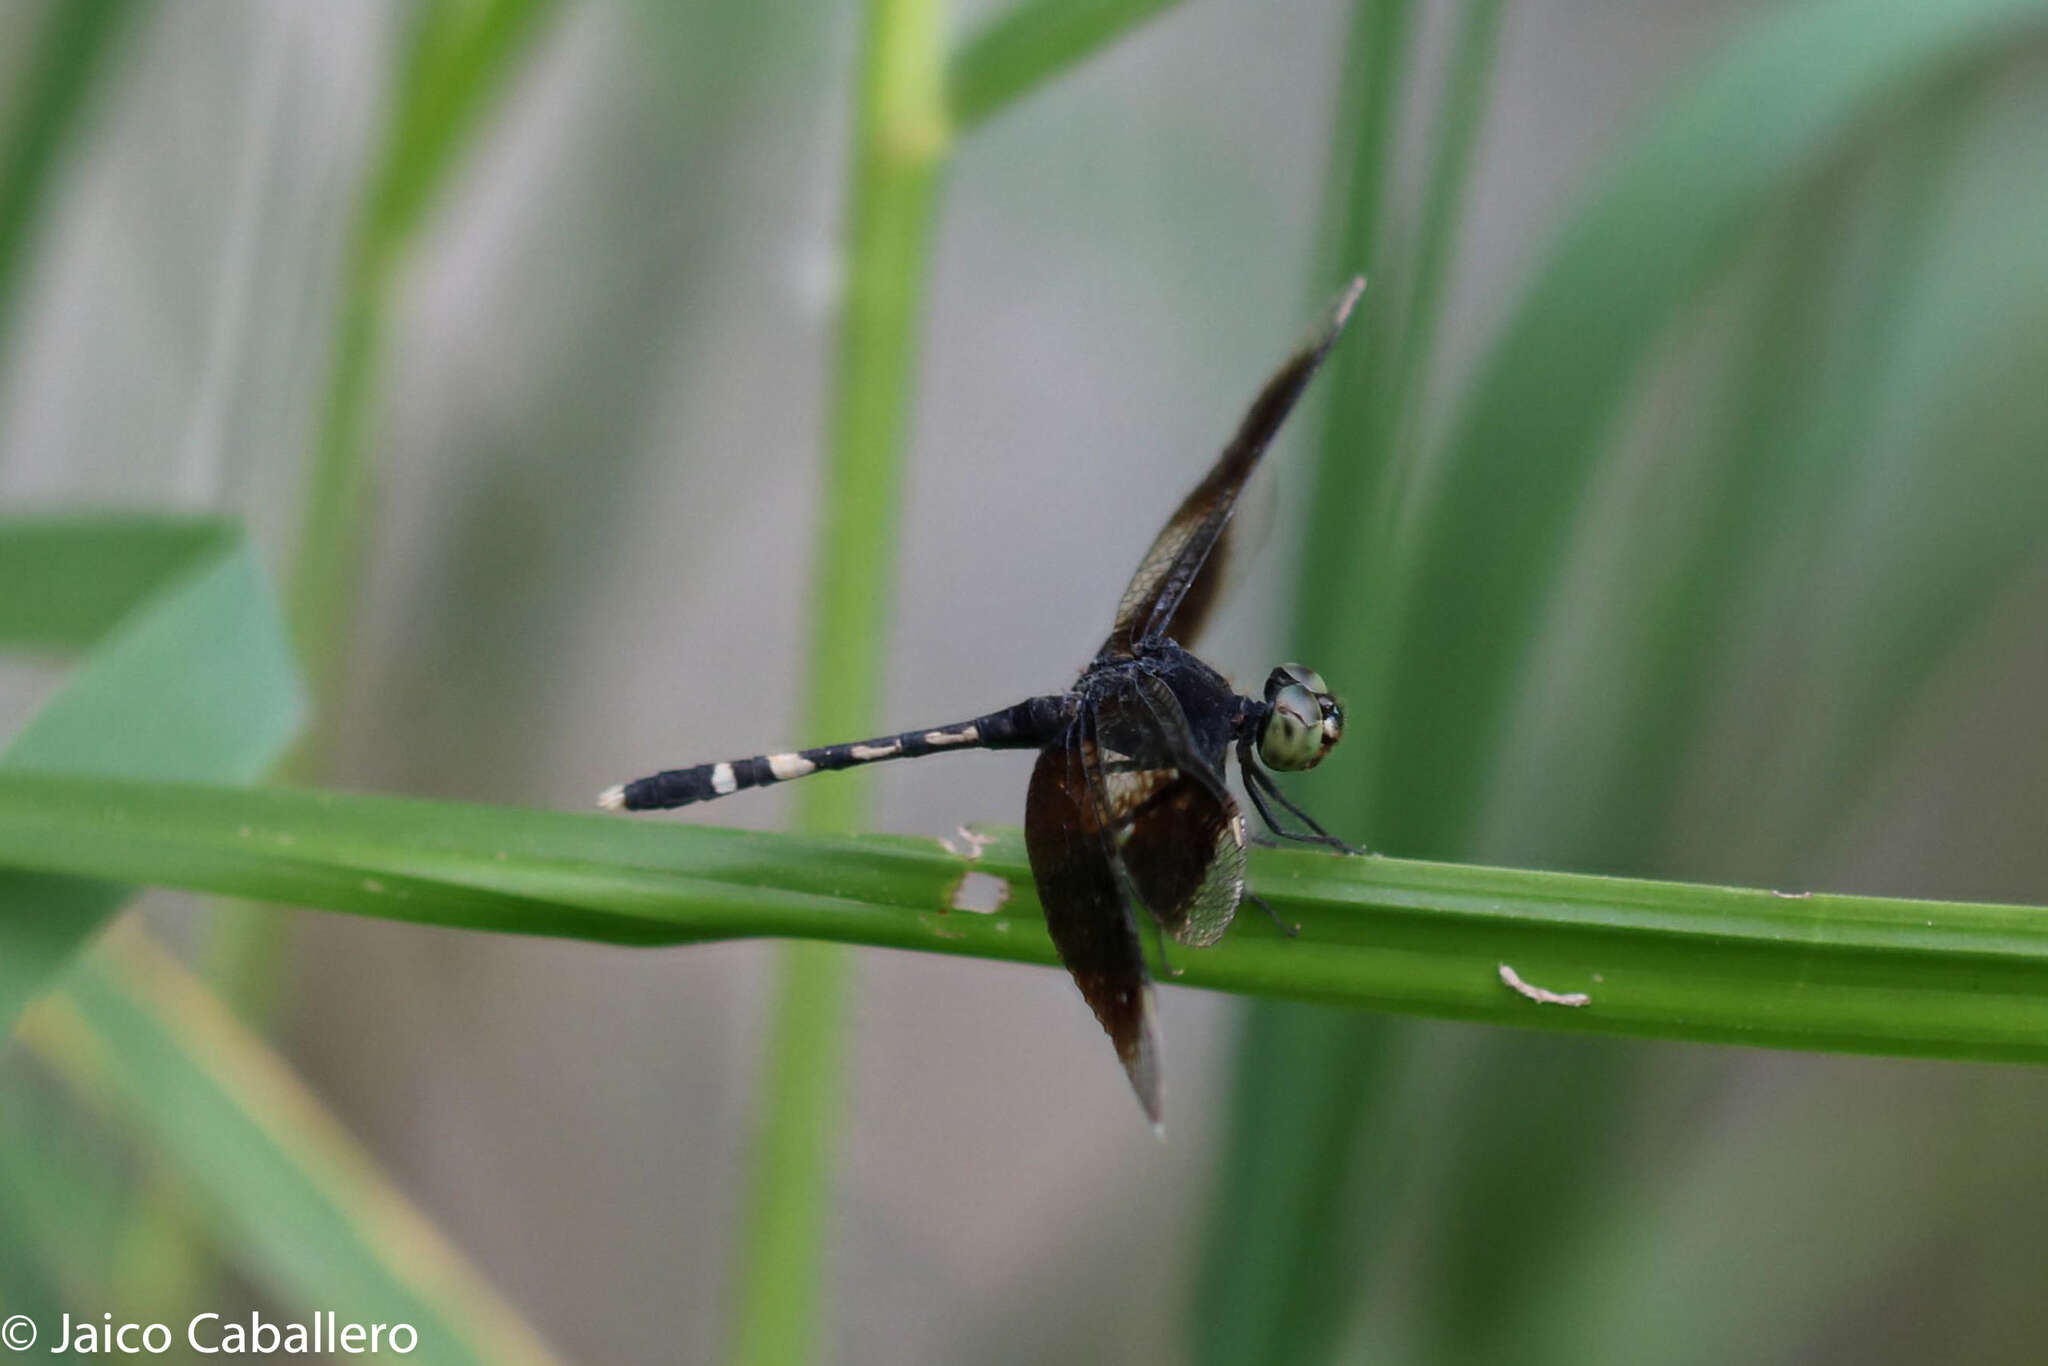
<box><xmin>5</xmin><ymin>0</ymin><xmax>2048</xmax><ymax>1362</ymax></box>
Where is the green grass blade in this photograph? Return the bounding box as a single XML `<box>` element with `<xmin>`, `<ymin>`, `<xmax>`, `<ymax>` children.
<box><xmin>0</xmin><ymin>1068</ymin><xmax>130</xmax><ymax>1311</ymax></box>
<box><xmin>24</xmin><ymin>933</ymin><xmax>564</xmax><ymax>1366</ymax></box>
<box><xmin>1374</xmin><ymin>0</ymin><xmax>1501</xmax><ymax>513</ymax></box>
<box><xmin>1760</xmin><ymin>115</ymin><xmax>2048</xmax><ymax>868</ymax></box>
<box><xmin>1193</xmin><ymin>1003</ymin><xmax>1407</xmax><ymax>1366</ymax></box>
<box><xmin>366</xmin><ymin>0</ymin><xmax>564</xmax><ymax>252</ymax></box>
<box><xmin>946</xmin><ymin>0</ymin><xmax>1186</xmax><ymax>133</ymax></box>
<box><xmin>1195</xmin><ymin>2</ymin><xmax>1420</xmax><ymax>1360</ymax></box>
<box><xmin>0</xmin><ymin>518</ymin><xmax>302</xmax><ymax>1032</ymax></box>
<box><xmin>0</xmin><ymin>0</ymin><xmax>141</xmax><ymax>362</ymax></box>
<box><xmin>799</xmin><ymin>0</ymin><xmax>945</xmax><ymax>824</ymax></box>
<box><xmin>730</xmin><ymin>939</ymin><xmax>851</xmax><ymax>1366</ymax></box>
<box><xmin>287</xmin><ymin>0</ymin><xmax>564</xmax><ymax>739</ymax></box>
<box><xmin>1573</xmin><ymin>102</ymin><xmax>1978</xmax><ymax>876</ymax></box>
<box><xmin>1224</xmin><ymin>3</ymin><xmax>2048</xmax><ymax>1359</ymax></box>
<box><xmin>8</xmin><ymin>773</ymin><xmax>2048</xmax><ymax>1061</ymax></box>
<box><xmin>730</xmin><ymin>0</ymin><xmax>944</xmax><ymax>1360</ymax></box>
<box><xmin>1369</xmin><ymin>0</ymin><xmax>2048</xmax><ymax>857</ymax></box>
<box><xmin>1288</xmin><ymin>0</ymin><xmax>1418</xmax><ymax>829</ymax></box>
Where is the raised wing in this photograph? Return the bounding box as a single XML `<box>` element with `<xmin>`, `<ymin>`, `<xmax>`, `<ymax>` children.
<box><xmin>1025</xmin><ymin>730</ymin><xmax>1163</xmax><ymax>1128</ymax></box>
<box><xmin>1104</xmin><ymin>277</ymin><xmax>1365</xmax><ymax>654</ymax></box>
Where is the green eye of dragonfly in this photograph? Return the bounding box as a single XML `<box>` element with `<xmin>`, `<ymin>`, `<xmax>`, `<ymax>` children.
<box><xmin>1259</xmin><ymin>683</ymin><xmax>1326</xmax><ymax>771</ymax></box>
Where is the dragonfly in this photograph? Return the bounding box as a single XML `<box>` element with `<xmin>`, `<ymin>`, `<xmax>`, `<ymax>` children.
<box><xmin>601</xmin><ymin>278</ymin><xmax>1365</xmax><ymax>1128</ymax></box>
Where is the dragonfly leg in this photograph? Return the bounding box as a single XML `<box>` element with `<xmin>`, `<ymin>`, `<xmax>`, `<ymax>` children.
<box><xmin>1238</xmin><ymin>742</ymin><xmax>1368</xmax><ymax>855</ymax></box>
<box><xmin>1142</xmin><ymin>908</ymin><xmax>1184</xmax><ymax>978</ymax></box>
<box><xmin>1242</xmin><ymin>889</ymin><xmax>1299</xmax><ymax>938</ymax></box>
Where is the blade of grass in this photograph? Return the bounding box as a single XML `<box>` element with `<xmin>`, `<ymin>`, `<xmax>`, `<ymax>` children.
<box><xmin>1250</xmin><ymin>3</ymin><xmax>2048</xmax><ymax>1359</ymax></box>
<box><xmin>1457</xmin><ymin>118</ymin><xmax>1984</xmax><ymax>1360</ymax></box>
<box><xmin>0</xmin><ymin>1068</ymin><xmax>132</xmax><ymax>1310</ymax></box>
<box><xmin>1368</xmin><ymin>0</ymin><xmax>2048</xmax><ymax>859</ymax></box>
<box><xmin>0</xmin><ymin>0</ymin><xmax>141</xmax><ymax>368</ymax></box>
<box><xmin>9</xmin><ymin>773</ymin><xmax>2048</xmax><ymax>1062</ymax></box>
<box><xmin>1194</xmin><ymin>2</ymin><xmax>1420</xmax><ymax>1361</ymax></box>
<box><xmin>285</xmin><ymin>0</ymin><xmax>564</xmax><ymax>756</ymax></box>
<box><xmin>1371</xmin><ymin>0</ymin><xmax>1501</xmax><ymax>549</ymax></box>
<box><xmin>1192</xmin><ymin>1001</ymin><xmax>1408</xmax><ymax>1366</ymax></box>
<box><xmin>729</xmin><ymin>0</ymin><xmax>944</xmax><ymax>1360</ymax></box>
<box><xmin>1402</xmin><ymin>1030</ymin><xmax>1654</xmax><ymax>1363</ymax></box>
<box><xmin>1763</xmin><ymin>112</ymin><xmax>2048</xmax><ymax>869</ymax></box>
<box><xmin>20</xmin><ymin>929</ymin><xmax>564</xmax><ymax>1366</ymax></box>
<box><xmin>1289</xmin><ymin>0</ymin><xmax>1416</xmax><ymax>713</ymax></box>
<box><xmin>945</xmin><ymin>0</ymin><xmax>1186</xmax><ymax>133</ymax></box>
<box><xmin>1589</xmin><ymin>97</ymin><xmax>1975</xmax><ymax>877</ymax></box>
<box><xmin>741</xmin><ymin>0</ymin><xmax>1245</xmax><ymax>1352</ymax></box>
<box><xmin>1363</xmin><ymin>73</ymin><xmax>2025</xmax><ymax>1366</ymax></box>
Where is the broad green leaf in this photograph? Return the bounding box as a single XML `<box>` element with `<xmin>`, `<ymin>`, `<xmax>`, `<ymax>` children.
<box><xmin>0</xmin><ymin>517</ymin><xmax>301</xmax><ymax>1031</ymax></box>
<box><xmin>0</xmin><ymin>517</ymin><xmax>557</xmax><ymax>1361</ymax></box>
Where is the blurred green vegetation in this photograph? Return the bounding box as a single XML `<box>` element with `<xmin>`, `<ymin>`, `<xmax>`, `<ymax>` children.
<box><xmin>4</xmin><ymin>1</ymin><xmax>2048</xmax><ymax>1364</ymax></box>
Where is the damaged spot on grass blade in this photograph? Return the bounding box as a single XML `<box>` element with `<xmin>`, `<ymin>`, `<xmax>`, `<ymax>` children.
<box><xmin>938</xmin><ymin>826</ymin><xmax>997</xmax><ymax>861</ymax></box>
<box><xmin>1499</xmin><ymin>963</ymin><xmax>1590</xmax><ymax>1008</ymax></box>
<box><xmin>948</xmin><ymin>870</ymin><xmax>1009</xmax><ymax>914</ymax></box>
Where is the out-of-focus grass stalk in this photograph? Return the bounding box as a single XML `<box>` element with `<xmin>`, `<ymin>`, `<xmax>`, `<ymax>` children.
<box><xmin>23</xmin><ymin>930</ymin><xmax>567</xmax><ymax>1366</ymax></box>
<box><xmin>727</xmin><ymin>1</ymin><xmax>945</xmax><ymax>1361</ymax></box>
<box><xmin>1198</xmin><ymin>3</ymin><xmax>1500</xmax><ymax>1361</ymax></box>
<box><xmin>946</xmin><ymin>0</ymin><xmax>1186</xmax><ymax>132</ymax></box>
<box><xmin>1374</xmin><ymin>0</ymin><xmax>1502</xmax><ymax>534</ymax></box>
<box><xmin>1197</xmin><ymin>10</ymin><xmax>1422</xmax><ymax>1363</ymax></box>
<box><xmin>734</xmin><ymin>0</ymin><xmax>1217</xmax><ymax>1355</ymax></box>
<box><xmin>285</xmin><ymin>0</ymin><xmax>562</xmax><ymax>762</ymax></box>
<box><xmin>1291</xmin><ymin>0</ymin><xmax>1416</xmax><ymax>805</ymax></box>
<box><xmin>216</xmin><ymin>0</ymin><xmax>562</xmax><ymax>1018</ymax></box>
<box><xmin>192</xmin><ymin>1</ymin><xmax>558</xmax><ymax>1323</ymax></box>
<box><xmin>0</xmin><ymin>0</ymin><xmax>139</xmax><ymax>371</ymax></box>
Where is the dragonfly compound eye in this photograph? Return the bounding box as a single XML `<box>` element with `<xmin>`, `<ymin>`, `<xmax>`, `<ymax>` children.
<box><xmin>1259</xmin><ymin>684</ymin><xmax>1327</xmax><ymax>771</ymax></box>
<box><xmin>1264</xmin><ymin>662</ymin><xmax>1329</xmax><ymax>702</ymax></box>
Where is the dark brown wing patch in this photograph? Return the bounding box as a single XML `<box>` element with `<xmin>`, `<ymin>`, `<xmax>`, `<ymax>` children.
<box><xmin>1025</xmin><ymin>733</ymin><xmax>1163</xmax><ymax>1127</ymax></box>
<box><xmin>1118</xmin><ymin>772</ymin><xmax>1246</xmax><ymax>949</ymax></box>
<box><xmin>1087</xmin><ymin>673</ymin><xmax>1247</xmax><ymax>947</ymax></box>
<box><xmin>1105</xmin><ymin>278</ymin><xmax>1365</xmax><ymax>653</ymax></box>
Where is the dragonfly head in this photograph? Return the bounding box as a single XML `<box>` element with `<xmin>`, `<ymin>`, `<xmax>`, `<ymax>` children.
<box><xmin>1257</xmin><ymin>663</ymin><xmax>1343</xmax><ymax>772</ymax></box>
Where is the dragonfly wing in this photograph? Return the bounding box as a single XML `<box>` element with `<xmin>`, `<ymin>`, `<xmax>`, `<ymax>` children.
<box><xmin>1025</xmin><ymin>729</ymin><xmax>1163</xmax><ymax>1127</ymax></box>
<box><xmin>1105</xmin><ymin>277</ymin><xmax>1364</xmax><ymax>652</ymax></box>
<box><xmin>1090</xmin><ymin>673</ymin><xmax>1246</xmax><ymax>948</ymax></box>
